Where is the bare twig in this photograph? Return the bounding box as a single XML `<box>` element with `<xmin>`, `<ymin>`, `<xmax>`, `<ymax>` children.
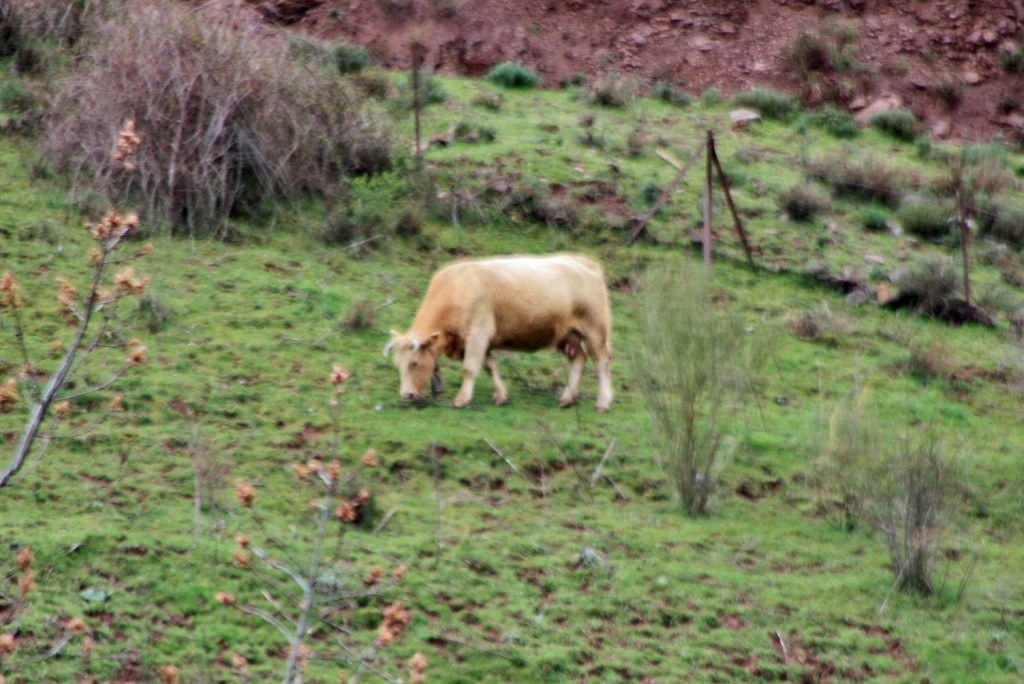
<box><xmin>774</xmin><ymin>631</ymin><xmax>789</xmax><ymax>664</ymax></box>
<box><xmin>589</xmin><ymin>438</ymin><xmax>618</xmax><ymax>487</ymax></box>
<box><xmin>433</xmin><ymin>634</ymin><xmax>515</xmax><ymax>661</ymax></box>
<box><xmin>603</xmin><ymin>474</ymin><xmax>628</xmax><ymax>501</ymax></box>
<box><xmin>372</xmin><ymin>508</ymin><xmax>398</xmax><ymax>535</ymax></box>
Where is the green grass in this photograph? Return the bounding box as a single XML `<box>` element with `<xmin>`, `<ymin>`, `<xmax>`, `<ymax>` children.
<box><xmin>2</xmin><ymin>69</ymin><xmax>1024</xmax><ymax>683</ymax></box>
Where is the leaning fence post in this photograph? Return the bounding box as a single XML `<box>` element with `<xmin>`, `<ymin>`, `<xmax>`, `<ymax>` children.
<box><xmin>709</xmin><ymin>132</ymin><xmax>756</xmax><ymax>268</ymax></box>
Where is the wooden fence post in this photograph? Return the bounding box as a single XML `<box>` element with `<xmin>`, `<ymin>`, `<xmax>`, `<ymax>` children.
<box><xmin>703</xmin><ymin>130</ymin><xmax>713</xmax><ymax>276</ymax></box>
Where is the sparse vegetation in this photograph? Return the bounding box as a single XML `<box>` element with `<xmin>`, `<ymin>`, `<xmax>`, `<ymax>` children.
<box><xmin>808</xmin><ymin>152</ymin><xmax>909</xmax><ymax>207</ymax></box>
<box><xmin>860</xmin><ymin>206</ymin><xmax>890</xmax><ymax>232</ymax></box>
<box><xmin>811</xmin><ymin>106</ymin><xmax>860</xmax><ymax>138</ymax></box>
<box><xmin>780</xmin><ymin>182</ymin><xmax>832</xmax><ymax>221</ymax></box>
<box><xmin>651</xmin><ymin>80</ymin><xmax>692</xmax><ymax>106</ymax></box>
<box><xmin>732</xmin><ymin>88</ymin><xmax>798</xmax><ymax>121</ymax></box>
<box><xmin>897</xmin><ymin>194</ymin><xmax>954</xmax><ymax>241</ymax></box>
<box><xmin>486</xmin><ymin>62</ymin><xmax>541</xmax><ymax>89</ymax></box>
<box><xmin>870</xmin><ymin>109</ymin><xmax>920</xmax><ymax>142</ymax></box>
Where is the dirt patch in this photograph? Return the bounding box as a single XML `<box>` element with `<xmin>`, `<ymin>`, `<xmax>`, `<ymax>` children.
<box><xmin>267</xmin><ymin>0</ymin><xmax>1024</xmax><ymax>143</ymax></box>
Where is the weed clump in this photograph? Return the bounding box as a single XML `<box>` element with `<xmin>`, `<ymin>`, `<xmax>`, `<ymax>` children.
<box><xmin>871</xmin><ymin>109</ymin><xmax>920</xmax><ymax>142</ymax></box>
<box><xmin>780</xmin><ymin>183</ymin><xmax>831</xmax><ymax>222</ymax></box>
<box><xmin>808</xmin><ymin>153</ymin><xmax>908</xmax><ymax>207</ymax></box>
<box><xmin>486</xmin><ymin>62</ymin><xmax>541</xmax><ymax>89</ymax></box>
<box><xmin>651</xmin><ymin>81</ymin><xmax>692</xmax><ymax>106</ymax></box>
<box><xmin>893</xmin><ymin>257</ymin><xmax>960</xmax><ymax>314</ymax></box>
<box><xmin>811</xmin><ymin>106</ymin><xmax>860</xmax><ymax>139</ymax></box>
<box><xmin>897</xmin><ymin>194</ymin><xmax>954</xmax><ymax>240</ymax></box>
<box><xmin>860</xmin><ymin>206</ymin><xmax>890</xmax><ymax>232</ymax></box>
<box><xmin>732</xmin><ymin>88</ymin><xmax>798</xmax><ymax>121</ymax></box>
<box><xmin>787</xmin><ymin>305</ymin><xmax>849</xmax><ymax>344</ymax></box>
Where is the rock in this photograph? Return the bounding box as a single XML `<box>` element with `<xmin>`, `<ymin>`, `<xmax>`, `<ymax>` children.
<box><xmin>864</xmin><ymin>253</ymin><xmax>885</xmax><ymax>265</ymax></box>
<box><xmin>964</xmin><ymin>70</ymin><xmax>982</xmax><ymax>85</ymax></box>
<box><xmin>853</xmin><ymin>94</ymin><xmax>902</xmax><ymax>125</ymax></box>
<box><xmin>846</xmin><ymin>289</ymin><xmax>869</xmax><ymax>306</ymax></box>
<box><xmin>849</xmin><ymin>96</ymin><xmax>868</xmax><ymax>110</ymax></box>
<box><xmin>932</xmin><ymin>119</ymin><xmax>951</xmax><ymax>138</ymax></box>
<box><xmin>997</xmin><ymin>113</ymin><xmax>1024</xmax><ymax>130</ymax></box>
<box><xmin>1001</xmin><ymin>40</ymin><xmax>1018</xmax><ymax>55</ymax></box>
<box><xmin>982</xmin><ymin>30</ymin><xmax>998</xmax><ymax>45</ymax></box>
<box><xmin>752</xmin><ymin>60</ymin><xmax>768</xmax><ymax>73</ymax></box>
<box><xmin>729</xmin><ymin>108</ymin><xmax>762</xmax><ymax>127</ymax></box>
<box><xmin>719</xmin><ymin>23</ymin><xmax>737</xmax><ymax>36</ymax></box>
<box><xmin>876</xmin><ymin>282</ymin><xmax>892</xmax><ymax>305</ymax></box>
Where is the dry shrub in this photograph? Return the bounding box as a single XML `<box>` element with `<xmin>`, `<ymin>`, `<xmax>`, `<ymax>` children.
<box><xmin>903</xmin><ymin>341</ymin><xmax>956</xmax><ymax>384</ymax></box>
<box><xmin>633</xmin><ymin>261</ymin><xmax>764</xmax><ymax>516</ymax></box>
<box><xmin>1</xmin><ymin>0</ymin><xmax>103</xmax><ymax>48</ymax></box>
<box><xmin>786</xmin><ymin>305</ymin><xmax>849</xmax><ymax>345</ymax></box>
<box><xmin>823</xmin><ymin>389</ymin><xmax>957</xmax><ymax>594</ymax></box>
<box><xmin>44</xmin><ymin>1</ymin><xmax>393</xmax><ymax>237</ymax></box>
<box><xmin>808</xmin><ymin>152</ymin><xmax>909</xmax><ymax>207</ymax></box>
<box><xmin>779</xmin><ymin>182</ymin><xmax>831</xmax><ymax>222</ymax></box>
<box><xmin>893</xmin><ymin>257</ymin><xmax>960</xmax><ymax>314</ymax></box>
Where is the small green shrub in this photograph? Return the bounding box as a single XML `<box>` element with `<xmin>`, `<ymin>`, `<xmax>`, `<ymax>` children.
<box><xmin>871</xmin><ymin>109</ymin><xmax>919</xmax><ymax>142</ymax></box>
<box><xmin>732</xmin><ymin>88</ymin><xmax>797</xmax><ymax>121</ymax></box>
<box><xmin>652</xmin><ymin>81</ymin><xmax>692</xmax><ymax>106</ymax></box>
<box><xmin>407</xmin><ymin>71</ymin><xmax>447</xmax><ymax>106</ymax></box>
<box><xmin>811</xmin><ymin>106</ymin><xmax>860</xmax><ymax>138</ymax></box>
<box><xmin>334</xmin><ymin>43</ymin><xmax>371</xmax><ymax>73</ymax></box>
<box><xmin>486</xmin><ymin>62</ymin><xmax>541</xmax><ymax>89</ymax></box>
<box><xmin>999</xmin><ymin>47</ymin><xmax>1024</xmax><ymax>74</ymax></box>
<box><xmin>860</xmin><ymin>206</ymin><xmax>889</xmax><ymax>232</ymax></box>
<box><xmin>897</xmin><ymin>194</ymin><xmax>954</xmax><ymax>240</ymax></box>
<box><xmin>700</xmin><ymin>87</ymin><xmax>721</xmax><ymax>107</ymax></box>
<box><xmin>780</xmin><ymin>183</ymin><xmax>831</xmax><ymax>221</ymax></box>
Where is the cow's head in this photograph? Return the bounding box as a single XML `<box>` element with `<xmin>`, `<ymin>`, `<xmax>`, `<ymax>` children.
<box><xmin>384</xmin><ymin>330</ymin><xmax>442</xmax><ymax>402</ymax></box>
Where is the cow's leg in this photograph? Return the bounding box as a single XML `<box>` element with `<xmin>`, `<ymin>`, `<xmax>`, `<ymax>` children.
<box><xmin>453</xmin><ymin>331</ymin><xmax>490</xmax><ymax>408</ymax></box>
<box><xmin>581</xmin><ymin>329</ymin><xmax>613</xmax><ymax>412</ymax></box>
<box><xmin>484</xmin><ymin>354</ymin><xmax>509</xmax><ymax>405</ymax></box>
<box><xmin>559</xmin><ymin>344</ymin><xmax>587</xmax><ymax>408</ymax></box>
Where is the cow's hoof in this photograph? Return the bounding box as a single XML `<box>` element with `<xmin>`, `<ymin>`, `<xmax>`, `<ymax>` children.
<box><xmin>596</xmin><ymin>404</ymin><xmax>610</xmax><ymax>413</ymax></box>
<box><xmin>558</xmin><ymin>396</ymin><xmax>577</xmax><ymax>408</ymax></box>
<box><xmin>494</xmin><ymin>394</ymin><xmax>509</xmax><ymax>406</ymax></box>
<box><xmin>453</xmin><ymin>397</ymin><xmax>470</xmax><ymax>408</ymax></box>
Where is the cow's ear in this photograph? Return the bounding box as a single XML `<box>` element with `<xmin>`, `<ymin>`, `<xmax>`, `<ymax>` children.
<box><xmin>424</xmin><ymin>331</ymin><xmax>442</xmax><ymax>351</ymax></box>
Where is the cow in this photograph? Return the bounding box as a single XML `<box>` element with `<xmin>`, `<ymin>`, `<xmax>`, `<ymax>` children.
<box><xmin>385</xmin><ymin>254</ymin><xmax>613</xmax><ymax>411</ymax></box>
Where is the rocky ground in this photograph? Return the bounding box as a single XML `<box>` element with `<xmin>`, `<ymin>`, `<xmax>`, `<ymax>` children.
<box><xmin>250</xmin><ymin>0</ymin><xmax>1024</xmax><ymax>142</ymax></box>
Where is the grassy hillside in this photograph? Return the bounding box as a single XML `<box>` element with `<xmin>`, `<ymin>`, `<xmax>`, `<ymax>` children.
<box><xmin>2</xmin><ymin>70</ymin><xmax>1024</xmax><ymax>683</ymax></box>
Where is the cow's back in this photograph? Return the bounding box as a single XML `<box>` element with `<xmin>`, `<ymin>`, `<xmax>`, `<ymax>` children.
<box><xmin>414</xmin><ymin>254</ymin><xmax>610</xmax><ymax>352</ymax></box>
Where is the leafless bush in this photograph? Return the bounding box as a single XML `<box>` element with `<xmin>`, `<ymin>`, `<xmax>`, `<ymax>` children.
<box><xmin>44</xmin><ymin>1</ymin><xmax>393</xmax><ymax>237</ymax></box>
<box><xmin>869</xmin><ymin>434</ymin><xmax>955</xmax><ymax>595</ymax></box>
<box><xmin>786</xmin><ymin>304</ymin><xmax>849</xmax><ymax>344</ymax></box>
<box><xmin>0</xmin><ymin>0</ymin><xmax>104</xmax><ymax>50</ymax></box>
<box><xmin>808</xmin><ymin>152</ymin><xmax>911</xmax><ymax>207</ymax></box>
<box><xmin>893</xmin><ymin>257</ymin><xmax>960</xmax><ymax>314</ymax></box>
<box><xmin>633</xmin><ymin>261</ymin><xmax>764</xmax><ymax>516</ymax></box>
<box><xmin>823</xmin><ymin>391</ymin><xmax>957</xmax><ymax>594</ymax></box>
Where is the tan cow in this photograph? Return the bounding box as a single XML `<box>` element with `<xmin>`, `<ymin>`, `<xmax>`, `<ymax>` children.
<box><xmin>385</xmin><ymin>254</ymin><xmax>613</xmax><ymax>411</ymax></box>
